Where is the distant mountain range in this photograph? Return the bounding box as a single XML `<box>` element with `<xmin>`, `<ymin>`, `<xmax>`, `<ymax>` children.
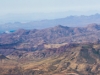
<box><xmin>1</xmin><ymin>13</ymin><xmax>100</xmax><ymax>32</ymax></box>
<box><xmin>0</xmin><ymin>23</ymin><xmax>100</xmax><ymax>53</ymax></box>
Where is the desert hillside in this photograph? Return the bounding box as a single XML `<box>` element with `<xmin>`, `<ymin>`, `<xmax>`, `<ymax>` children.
<box><xmin>0</xmin><ymin>24</ymin><xmax>100</xmax><ymax>75</ymax></box>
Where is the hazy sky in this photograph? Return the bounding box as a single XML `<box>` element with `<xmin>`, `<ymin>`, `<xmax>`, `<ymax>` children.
<box><xmin>0</xmin><ymin>0</ymin><xmax>100</xmax><ymax>16</ymax></box>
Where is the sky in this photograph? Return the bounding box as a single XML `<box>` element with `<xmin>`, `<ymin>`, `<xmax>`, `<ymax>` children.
<box><xmin>0</xmin><ymin>0</ymin><xmax>100</xmax><ymax>22</ymax></box>
<box><xmin>0</xmin><ymin>0</ymin><xmax>100</xmax><ymax>15</ymax></box>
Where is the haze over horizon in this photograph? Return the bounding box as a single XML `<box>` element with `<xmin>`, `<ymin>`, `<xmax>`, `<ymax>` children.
<box><xmin>0</xmin><ymin>0</ymin><xmax>100</xmax><ymax>23</ymax></box>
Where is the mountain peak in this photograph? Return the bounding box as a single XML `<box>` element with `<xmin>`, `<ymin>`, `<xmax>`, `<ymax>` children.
<box><xmin>0</xmin><ymin>54</ymin><xmax>7</xmax><ymax>59</ymax></box>
<box><xmin>86</xmin><ymin>23</ymin><xmax>100</xmax><ymax>30</ymax></box>
<box><xmin>87</xmin><ymin>23</ymin><xmax>98</xmax><ymax>27</ymax></box>
<box><xmin>87</xmin><ymin>23</ymin><xmax>100</xmax><ymax>28</ymax></box>
<box><xmin>55</xmin><ymin>25</ymin><xmax>69</xmax><ymax>29</ymax></box>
